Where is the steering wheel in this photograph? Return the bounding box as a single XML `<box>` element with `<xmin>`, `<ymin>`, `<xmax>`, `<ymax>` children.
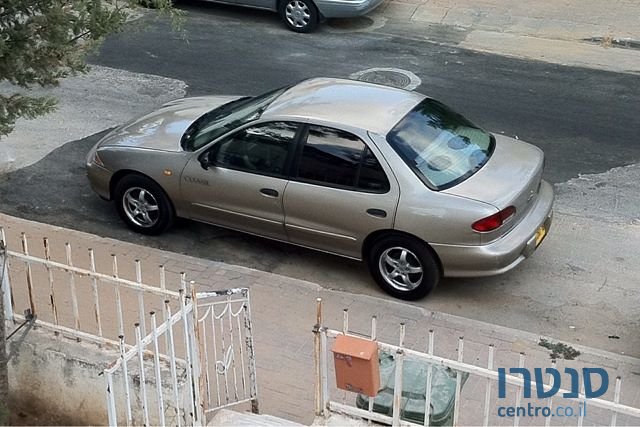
<box><xmin>242</xmin><ymin>141</ymin><xmax>269</xmax><ymax>171</ymax></box>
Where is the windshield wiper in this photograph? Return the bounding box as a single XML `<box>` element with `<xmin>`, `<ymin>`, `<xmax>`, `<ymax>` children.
<box><xmin>202</xmin><ymin>97</ymin><xmax>252</xmax><ymax>122</ymax></box>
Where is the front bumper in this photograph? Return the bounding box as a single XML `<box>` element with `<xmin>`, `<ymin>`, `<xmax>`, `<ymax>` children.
<box><xmin>315</xmin><ymin>0</ymin><xmax>385</xmax><ymax>18</ymax></box>
<box><xmin>86</xmin><ymin>160</ymin><xmax>113</xmax><ymax>201</ymax></box>
<box><xmin>432</xmin><ymin>180</ymin><xmax>554</xmax><ymax>277</ymax></box>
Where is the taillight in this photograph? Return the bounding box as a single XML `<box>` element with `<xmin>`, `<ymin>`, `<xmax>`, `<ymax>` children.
<box><xmin>472</xmin><ymin>206</ymin><xmax>516</xmax><ymax>232</ymax></box>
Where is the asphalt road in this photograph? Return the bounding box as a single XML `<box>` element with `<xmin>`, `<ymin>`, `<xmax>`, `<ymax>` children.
<box><xmin>92</xmin><ymin>3</ymin><xmax>640</xmax><ymax>184</ymax></box>
<box><xmin>1</xmin><ymin>6</ymin><xmax>639</xmax><ymax>354</ymax></box>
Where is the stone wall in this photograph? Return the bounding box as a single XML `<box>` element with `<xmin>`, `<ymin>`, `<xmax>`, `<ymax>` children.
<box><xmin>7</xmin><ymin>324</ymin><xmax>189</xmax><ymax>425</ymax></box>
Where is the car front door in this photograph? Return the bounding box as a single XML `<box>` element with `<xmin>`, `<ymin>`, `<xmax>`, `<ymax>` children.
<box><xmin>181</xmin><ymin>121</ymin><xmax>300</xmax><ymax>241</ymax></box>
<box><xmin>283</xmin><ymin>125</ymin><xmax>400</xmax><ymax>259</ymax></box>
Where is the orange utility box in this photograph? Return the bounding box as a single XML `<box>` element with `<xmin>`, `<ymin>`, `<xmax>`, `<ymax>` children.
<box><xmin>331</xmin><ymin>335</ymin><xmax>380</xmax><ymax>397</ymax></box>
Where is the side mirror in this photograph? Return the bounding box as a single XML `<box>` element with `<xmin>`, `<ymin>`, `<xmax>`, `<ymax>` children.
<box><xmin>199</xmin><ymin>151</ymin><xmax>214</xmax><ymax>170</ymax></box>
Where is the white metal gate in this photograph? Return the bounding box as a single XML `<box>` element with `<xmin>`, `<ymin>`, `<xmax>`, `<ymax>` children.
<box><xmin>194</xmin><ymin>289</ymin><xmax>259</xmax><ymax>417</ymax></box>
<box><xmin>103</xmin><ymin>287</ymin><xmax>259</xmax><ymax>426</ymax></box>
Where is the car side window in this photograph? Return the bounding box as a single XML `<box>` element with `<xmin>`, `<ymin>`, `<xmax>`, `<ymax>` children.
<box><xmin>296</xmin><ymin>125</ymin><xmax>390</xmax><ymax>192</ymax></box>
<box><xmin>213</xmin><ymin>122</ymin><xmax>297</xmax><ymax>177</ymax></box>
<box><xmin>358</xmin><ymin>147</ymin><xmax>391</xmax><ymax>192</ymax></box>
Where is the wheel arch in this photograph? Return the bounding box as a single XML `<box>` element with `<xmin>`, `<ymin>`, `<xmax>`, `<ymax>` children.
<box><xmin>362</xmin><ymin>229</ymin><xmax>444</xmax><ymax>274</ymax></box>
<box><xmin>110</xmin><ymin>170</ymin><xmax>177</xmax><ymax>217</ymax></box>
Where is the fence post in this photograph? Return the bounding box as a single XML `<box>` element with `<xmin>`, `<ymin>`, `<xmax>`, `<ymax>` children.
<box><xmin>105</xmin><ymin>371</ymin><xmax>118</xmax><ymax>427</ymax></box>
<box><xmin>392</xmin><ymin>323</ymin><xmax>406</xmax><ymax>427</ymax></box>
<box><xmin>0</xmin><ymin>240</ymin><xmax>13</xmax><ymax>323</ymax></box>
<box><xmin>0</xmin><ymin>237</ymin><xmax>10</xmax><ymax>424</ymax></box>
<box><xmin>189</xmin><ymin>286</ymin><xmax>206</xmax><ymax>426</ymax></box>
<box><xmin>20</xmin><ymin>233</ymin><xmax>36</xmax><ymax>316</ymax></box>
<box><xmin>244</xmin><ymin>289</ymin><xmax>260</xmax><ymax>415</ymax></box>
<box><xmin>453</xmin><ymin>337</ymin><xmax>465</xmax><ymax>427</ymax></box>
<box><xmin>424</xmin><ymin>330</ymin><xmax>434</xmax><ymax>427</ymax></box>
<box><xmin>43</xmin><ymin>238</ymin><xmax>58</xmax><ymax>326</ymax></box>
<box><xmin>164</xmin><ymin>301</ymin><xmax>182</xmax><ymax>427</ymax></box>
<box><xmin>179</xmin><ymin>281</ymin><xmax>197</xmax><ymax>425</ymax></box>
<box><xmin>313</xmin><ymin>298</ymin><xmax>325</xmax><ymax>417</ymax></box>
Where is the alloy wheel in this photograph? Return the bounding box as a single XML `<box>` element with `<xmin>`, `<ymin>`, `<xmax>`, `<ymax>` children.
<box><xmin>122</xmin><ymin>187</ymin><xmax>160</xmax><ymax>228</ymax></box>
<box><xmin>378</xmin><ymin>246</ymin><xmax>424</xmax><ymax>291</ymax></box>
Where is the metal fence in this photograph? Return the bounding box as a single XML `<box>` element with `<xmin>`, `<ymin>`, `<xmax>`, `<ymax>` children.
<box><xmin>313</xmin><ymin>298</ymin><xmax>640</xmax><ymax>427</ymax></box>
<box><xmin>0</xmin><ymin>228</ymin><xmax>259</xmax><ymax>426</ymax></box>
<box><xmin>0</xmin><ymin>227</ymin><xmax>183</xmax><ymax>348</ymax></box>
<box><xmin>103</xmin><ymin>290</ymin><xmax>197</xmax><ymax>426</ymax></box>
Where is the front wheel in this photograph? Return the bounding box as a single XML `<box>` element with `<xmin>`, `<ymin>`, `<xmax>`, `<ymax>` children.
<box><xmin>368</xmin><ymin>235</ymin><xmax>440</xmax><ymax>300</ymax></box>
<box><xmin>114</xmin><ymin>174</ymin><xmax>174</xmax><ymax>235</ymax></box>
<box><xmin>279</xmin><ymin>0</ymin><xmax>319</xmax><ymax>33</ymax></box>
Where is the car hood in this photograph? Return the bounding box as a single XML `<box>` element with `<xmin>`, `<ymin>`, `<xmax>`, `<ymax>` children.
<box><xmin>98</xmin><ymin>95</ymin><xmax>241</xmax><ymax>152</ymax></box>
<box><xmin>442</xmin><ymin>134</ymin><xmax>544</xmax><ymax>214</ymax></box>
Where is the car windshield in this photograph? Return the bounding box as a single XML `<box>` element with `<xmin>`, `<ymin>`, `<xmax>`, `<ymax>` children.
<box><xmin>386</xmin><ymin>98</ymin><xmax>495</xmax><ymax>190</ymax></box>
<box><xmin>182</xmin><ymin>86</ymin><xmax>290</xmax><ymax>151</ymax></box>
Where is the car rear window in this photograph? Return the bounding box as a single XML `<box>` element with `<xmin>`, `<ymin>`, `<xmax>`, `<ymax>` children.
<box><xmin>386</xmin><ymin>98</ymin><xmax>495</xmax><ymax>190</ymax></box>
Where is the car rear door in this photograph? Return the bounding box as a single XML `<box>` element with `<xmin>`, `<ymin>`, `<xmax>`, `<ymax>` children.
<box><xmin>238</xmin><ymin>0</ymin><xmax>276</xmax><ymax>9</ymax></box>
<box><xmin>180</xmin><ymin>121</ymin><xmax>300</xmax><ymax>241</ymax></box>
<box><xmin>283</xmin><ymin>124</ymin><xmax>400</xmax><ymax>259</ymax></box>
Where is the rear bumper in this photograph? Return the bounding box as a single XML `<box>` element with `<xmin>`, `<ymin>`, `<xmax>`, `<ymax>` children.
<box><xmin>432</xmin><ymin>180</ymin><xmax>554</xmax><ymax>277</ymax></box>
<box><xmin>315</xmin><ymin>0</ymin><xmax>384</xmax><ymax>18</ymax></box>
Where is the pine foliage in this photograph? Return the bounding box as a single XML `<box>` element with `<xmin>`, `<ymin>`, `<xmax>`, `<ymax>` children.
<box><xmin>0</xmin><ymin>0</ymin><xmax>174</xmax><ymax>137</ymax></box>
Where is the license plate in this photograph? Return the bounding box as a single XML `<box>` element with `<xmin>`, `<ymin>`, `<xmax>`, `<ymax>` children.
<box><xmin>535</xmin><ymin>225</ymin><xmax>547</xmax><ymax>247</ymax></box>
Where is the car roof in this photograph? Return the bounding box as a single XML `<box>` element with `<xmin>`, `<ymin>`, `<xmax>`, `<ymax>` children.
<box><xmin>262</xmin><ymin>78</ymin><xmax>425</xmax><ymax>135</ymax></box>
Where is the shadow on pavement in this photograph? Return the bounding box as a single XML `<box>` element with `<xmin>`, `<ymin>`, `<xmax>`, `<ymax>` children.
<box><xmin>0</xmin><ymin>131</ymin><xmax>372</xmax><ymax>290</ymax></box>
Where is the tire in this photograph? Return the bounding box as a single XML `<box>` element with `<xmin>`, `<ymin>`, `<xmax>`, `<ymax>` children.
<box><xmin>368</xmin><ymin>235</ymin><xmax>440</xmax><ymax>300</ymax></box>
<box><xmin>279</xmin><ymin>0</ymin><xmax>319</xmax><ymax>33</ymax></box>
<box><xmin>114</xmin><ymin>174</ymin><xmax>174</xmax><ymax>235</ymax></box>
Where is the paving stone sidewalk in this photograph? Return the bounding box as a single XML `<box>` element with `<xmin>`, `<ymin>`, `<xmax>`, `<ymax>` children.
<box><xmin>1</xmin><ymin>212</ymin><xmax>639</xmax><ymax>425</ymax></box>
<box><xmin>379</xmin><ymin>0</ymin><xmax>639</xmax><ymax>41</ymax></box>
<box><xmin>365</xmin><ymin>0</ymin><xmax>640</xmax><ymax>73</ymax></box>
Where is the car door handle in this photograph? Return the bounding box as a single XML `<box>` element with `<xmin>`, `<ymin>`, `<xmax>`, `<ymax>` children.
<box><xmin>366</xmin><ymin>208</ymin><xmax>387</xmax><ymax>218</ymax></box>
<box><xmin>260</xmin><ymin>188</ymin><xmax>279</xmax><ymax>198</ymax></box>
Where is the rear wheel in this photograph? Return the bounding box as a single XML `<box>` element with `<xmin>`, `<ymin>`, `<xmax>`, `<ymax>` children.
<box><xmin>114</xmin><ymin>174</ymin><xmax>174</xmax><ymax>235</ymax></box>
<box><xmin>279</xmin><ymin>0</ymin><xmax>319</xmax><ymax>33</ymax></box>
<box><xmin>368</xmin><ymin>235</ymin><xmax>440</xmax><ymax>300</ymax></box>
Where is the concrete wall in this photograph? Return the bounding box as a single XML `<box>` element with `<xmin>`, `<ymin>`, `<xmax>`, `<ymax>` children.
<box><xmin>8</xmin><ymin>325</ymin><xmax>114</xmax><ymax>424</ymax></box>
<box><xmin>7</xmin><ymin>323</ymin><xmax>190</xmax><ymax>425</ymax></box>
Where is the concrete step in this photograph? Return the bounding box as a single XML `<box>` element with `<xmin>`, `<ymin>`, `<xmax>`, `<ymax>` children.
<box><xmin>208</xmin><ymin>409</ymin><xmax>304</xmax><ymax>426</ymax></box>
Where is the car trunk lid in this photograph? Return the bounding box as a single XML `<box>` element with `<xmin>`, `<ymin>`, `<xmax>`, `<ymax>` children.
<box><xmin>442</xmin><ymin>134</ymin><xmax>544</xmax><ymax>238</ymax></box>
